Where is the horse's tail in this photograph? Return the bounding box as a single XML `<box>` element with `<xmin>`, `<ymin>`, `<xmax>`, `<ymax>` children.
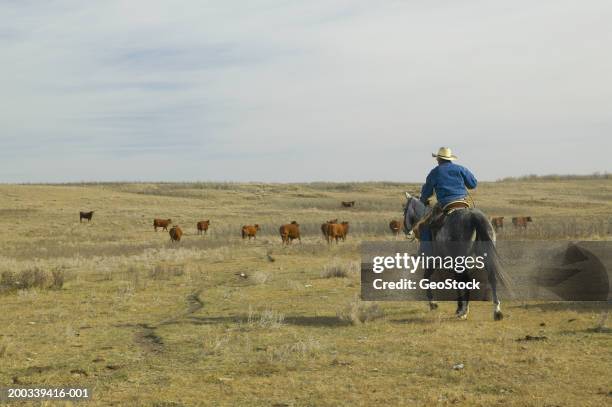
<box><xmin>471</xmin><ymin>211</ymin><xmax>512</xmax><ymax>291</ymax></box>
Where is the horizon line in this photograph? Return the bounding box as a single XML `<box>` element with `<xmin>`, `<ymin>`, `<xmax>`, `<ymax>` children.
<box><xmin>1</xmin><ymin>172</ymin><xmax>609</xmax><ymax>186</ymax></box>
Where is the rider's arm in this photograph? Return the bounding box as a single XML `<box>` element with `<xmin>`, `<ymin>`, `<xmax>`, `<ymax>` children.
<box><xmin>420</xmin><ymin>169</ymin><xmax>435</xmax><ymax>204</ymax></box>
<box><xmin>461</xmin><ymin>166</ymin><xmax>478</xmax><ymax>190</ymax></box>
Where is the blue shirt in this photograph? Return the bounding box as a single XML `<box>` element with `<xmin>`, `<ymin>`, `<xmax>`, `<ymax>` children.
<box><xmin>420</xmin><ymin>161</ymin><xmax>477</xmax><ymax>207</ymax></box>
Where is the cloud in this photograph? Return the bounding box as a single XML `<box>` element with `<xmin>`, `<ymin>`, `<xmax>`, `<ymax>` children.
<box><xmin>0</xmin><ymin>0</ymin><xmax>611</xmax><ymax>182</ymax></box>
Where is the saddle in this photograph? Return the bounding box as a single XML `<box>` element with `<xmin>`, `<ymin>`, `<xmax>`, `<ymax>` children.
<box><xmin>413</xmin><ymin>199</ymin><xmax>471</xmax><ymax>239</ymax></box>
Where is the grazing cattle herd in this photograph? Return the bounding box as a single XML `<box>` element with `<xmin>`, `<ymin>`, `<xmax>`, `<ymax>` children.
<box><xmin>79</xmin><ymin>200</ymin><xmax>534</xmax><ymax>244</ymax></box>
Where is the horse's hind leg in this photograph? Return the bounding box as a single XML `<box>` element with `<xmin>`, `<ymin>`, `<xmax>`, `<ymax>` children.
<box><xmin>457</xmin><ymin>292</ymin><xmax>470</xmax><ymax>320</ymax></box>
<box><xmin>488</xmin><ymin>269</ymin><xmax>503</xmax><ymax>320</ymax></box>
<box><xmin>423</xmin><ymin>267</ymin><xmax>438</xmax><ymax>310</ymax></box>
<box><xmin>455</xmin><ymin>295</ymin><xmax>462</xmax><ymax>315</ymax></box>
<box><xmin>456</xmin><ymin>272</ymin><xmax>470</xmax><ymax>319</ymax></box>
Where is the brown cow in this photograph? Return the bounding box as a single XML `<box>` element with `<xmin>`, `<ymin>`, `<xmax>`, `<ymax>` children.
<box><xmin>241</xmin><ymin>224</ymin><xmax>260</xmax><ymax>240</ymax></box>
<box><xmin>326</xmin><ymin>223</ymin><xmax>345</xmax><ymax>244</ymax></box>
<box><xmin>512</xmin><ymin>216</ymin><xmax>533</xmax><ymax>228</ymax></box>
<box><xmin>197</xmin><ymin>220</ymin><xmax>210</xmax><ymax>235</ymax></box>
<box><xmin>325</xmin><ymin>221</ymin><xmax>349</xmax><ymax>244</ymax></box>
<box><xmin>79</xmin><ymin>211</ymin><xmax>94</xmax><ymax>223</ymax></box>
<box><xmin>153</xmin><ymin>218</ymin><xmax>172</xmax><ymax>232</ymax></box>
<box><xmin>169</xmin><ymin>225</ymin><xmax>183</xmax><ymax>242</ymax></box>
<box><xmin>490</xmin><ymin>217</ymin><xmax>504</xmax><ymax>231</ymax></box>
<box><xmin>340</xmin><ymin>221</ymin><xmax>349</xmax><ymax>241</ymax></box>
<box><xmin>321</xmin><ymin>219</ymin><xmax>338</xmax><ymax>239</ymax></box>
<box><xmin>280</xmin><ymin>221</ymin><xmax>301</xmax><ymax>245</ymax></box>
<box><xmin>341</xmin><ymin>201</ymin><xmax>355</xmax><ymax>208</ymax></box>
<box><xmin>389</xmin><ymin>220</ymin><xmax>402</xmax><ymax>237</ymax></box>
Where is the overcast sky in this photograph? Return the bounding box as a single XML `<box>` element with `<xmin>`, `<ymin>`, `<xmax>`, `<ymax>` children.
<box><xmin>1</xmin><ymin>0</ymin><xmax>611</xmax><ymax>182</ymax></box>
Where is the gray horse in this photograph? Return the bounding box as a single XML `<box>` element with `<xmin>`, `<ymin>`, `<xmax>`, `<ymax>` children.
<box><xmin>403</xmin><ymin>192</ymin><xmax>509</xmax><ymax>320</ymax></box>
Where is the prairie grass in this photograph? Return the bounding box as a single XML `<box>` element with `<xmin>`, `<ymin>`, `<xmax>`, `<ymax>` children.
<box><xmin>321</xmin><ymin>260</ymin><xmax>360</xmax><ymax>278</ymax></box>
<box><xmin>0</xmin><ymin>266</ymin><xmax>65</xmax><ymax>292</ymax></box>
<box><xmin>251</xmin><ymin>270</ymin><xmax>272</xmax><ymax>285</ymax></box>
<box><xmin>337</xmin><ymin>296</ymin><xmax>385</xmax><ymax>324</ymax></box>
<box><xmin>247</xmin><ymin>306</ymin><xmax>285</xmax><ymax>328</ymax></box>
<box><xmin>149</xmin><ymin>264</ymin><xmax>185</xmax><ymax>280</ymax></box>
<box><xmin>0</xmin><ymin>180</ymin><xmax>610</xmax><ymax>406</ymax></box>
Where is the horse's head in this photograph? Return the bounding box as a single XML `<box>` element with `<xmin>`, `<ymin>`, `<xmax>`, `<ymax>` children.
<box><xmin>403</xmin><ymin>192</ymin><xmax>424</xmax><ymax>234</ymax></box>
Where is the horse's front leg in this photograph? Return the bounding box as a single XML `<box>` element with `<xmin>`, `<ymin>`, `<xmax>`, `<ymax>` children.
<box><xmin>423</xmin><ymin>267</ymin><xmax>438</xmax><ymax>310</ymax></box>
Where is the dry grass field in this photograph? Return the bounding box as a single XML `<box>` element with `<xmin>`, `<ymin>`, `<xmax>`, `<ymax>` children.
<box><xmin>0</xmin><ymin>179</ymin><xmax>610</xmax><ymax>406</ymax></box>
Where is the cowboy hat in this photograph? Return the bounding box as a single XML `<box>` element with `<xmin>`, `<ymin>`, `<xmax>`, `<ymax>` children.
<box><xmin>432</xmin><ymin>147</ymin><xmax>457</xmax><ymax>161</ymax></box>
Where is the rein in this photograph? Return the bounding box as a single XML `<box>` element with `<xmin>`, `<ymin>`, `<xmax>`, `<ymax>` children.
<box><xmin>467</xmin><ymin>190</ymin><xmax>476</xmax><ymax>208</ymax></box>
